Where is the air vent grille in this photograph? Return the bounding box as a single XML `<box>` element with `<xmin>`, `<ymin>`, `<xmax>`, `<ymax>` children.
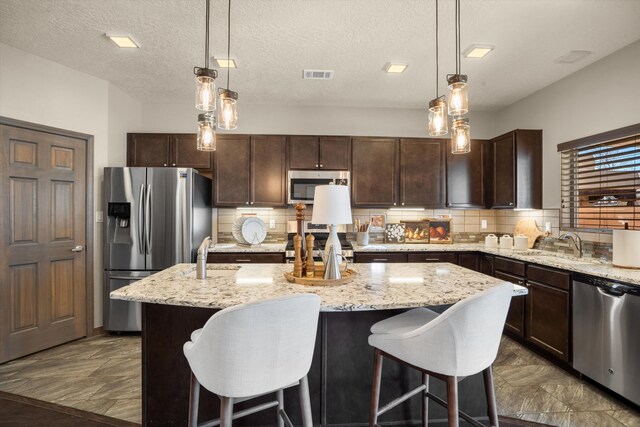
<box><xmin>555</xmin><ymin>50</ymin><xmax>591</xmax><ymax>64</ymax></box>
<box><xmin>303</xmin><ymin>70</ymin><xmax>334</xmax><ymax>80</ymax></box>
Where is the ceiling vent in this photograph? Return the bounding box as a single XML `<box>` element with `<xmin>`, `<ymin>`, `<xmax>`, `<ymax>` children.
<box><xmin>303</xmin><ymin>70</ymin><xmax>334</xmax><ymax>80</ymax></box>
<box><xmin>555</xmin><ymin>50</ymin><xmax>592</xmax><ymax>64</ymax></box>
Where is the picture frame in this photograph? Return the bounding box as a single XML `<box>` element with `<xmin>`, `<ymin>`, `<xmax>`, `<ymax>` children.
<box><xmin>384</xmin><ymin>223</ymin><xmax>406</xmax><ymax>243</ymax></box>
<box><xmin>400</xmin><ymin>220</ymin><xmax>430</xmax><ymax>243</ymax></box>
<box><xmin>426</xmin><ymin>218</ymin><xmax>453</xmax><ymax>244</ymax></box>
<box><xmin>369</xmin><ymin>214</ymin><xmax>386</xmax><ymax>232</ymax></box>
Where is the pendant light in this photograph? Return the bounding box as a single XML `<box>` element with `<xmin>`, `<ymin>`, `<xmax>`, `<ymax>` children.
<box><xmin>451</xmin><ymin>118</ymin><xmax>471</xmax><ymax>154</ymax></box>
<box><xmin>194</xmin><ymin>0</ymin><xmax>218</xmax><ymax>112</ymax></box>
<box><xmin>217</xmin><ymin>0</ymin><xmax>238</xmax><ymax>130</ymax></box>
<box><xmin>428</xmin><ymin>0</ymin><xmax>447</xmax><ymax>136</ymax></box>
<box><xmin>197</xmin><ymin>113</ymin><xmax>216</xmax><ymax>151</ymax></box>
<box><xmin>447</xmin><ymin>0</ymin><xmax>468</xmax><ymax>116</ymax></box>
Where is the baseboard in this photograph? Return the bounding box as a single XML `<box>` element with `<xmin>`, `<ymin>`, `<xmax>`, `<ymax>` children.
<box><xmin>92</xmin><ymin>326</ymin><xmax>105</xmax><ymax>336</ymax></box>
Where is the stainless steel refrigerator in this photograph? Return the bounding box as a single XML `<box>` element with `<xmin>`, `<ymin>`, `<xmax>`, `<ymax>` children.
<box><xmin>103</xmin><ymin>167</ymin><xmax>212</xmax><ymax>331</ymax></box>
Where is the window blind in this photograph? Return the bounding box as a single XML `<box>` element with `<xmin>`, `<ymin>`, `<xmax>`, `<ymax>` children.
<box><xmin>561</xmin><ymin>133</ymin><xmax>640</xmax><ymax>231</ymax></box>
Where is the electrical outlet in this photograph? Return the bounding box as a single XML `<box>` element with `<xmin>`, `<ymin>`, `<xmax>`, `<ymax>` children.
<box><xmin>96</xmin><ymin>211</ymin><xmax>103</xmax><ymax>223</ymax></box>
<box><xmin>269</xmin><ymin>219</ymin><xmax>276</xmax><ymax>230</ymax></box>
<box><xmin>481</xmin><ymin>219</ymin><xmax>487</xmax><ymax>229</ymax></box>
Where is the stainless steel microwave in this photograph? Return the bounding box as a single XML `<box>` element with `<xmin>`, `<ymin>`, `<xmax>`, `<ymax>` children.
<box><xmin>288</xmin><ymin>170</ymin><xmax>350</xmax><ymax>205</ymax></box>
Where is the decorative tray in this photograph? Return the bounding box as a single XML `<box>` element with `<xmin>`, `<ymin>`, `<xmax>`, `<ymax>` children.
<box><xmin>284</xmin><ymin>268</ymin><xmax>357</xmax><ymax>286</ymax></box>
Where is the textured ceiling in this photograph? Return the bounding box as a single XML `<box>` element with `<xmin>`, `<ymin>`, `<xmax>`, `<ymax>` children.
<box><xmin>1</xmin><ymin>0</ymin><xmax>639</xmax><ymax>111</ymax></box>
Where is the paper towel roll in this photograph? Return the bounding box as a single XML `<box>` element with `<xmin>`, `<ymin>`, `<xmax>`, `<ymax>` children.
<box><xmin>613</xmin><ymin>230</ymin><xmax>640</xmax><ymax>268</ymax></box>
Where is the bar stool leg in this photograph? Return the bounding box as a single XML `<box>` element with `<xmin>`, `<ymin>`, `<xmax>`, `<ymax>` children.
<box><xmin>277</xmin><ymin>389</ymin><xmax>285</xmax><ymax>427</ymax></box>
<box><xmin>299</xmin><ymin>375</ymin><xmax>313</xmax><ymax>427</ymax></box>
<box><xmin>422</xmin><ymin>373</ymin><xmax>429</xmax><ymax>427</ymax></box>
<box><xmin>369</xmin><ymin>349</ymin><xmax>383</xmax><ymax>427</ymax></box>
<box><xmin>188</xmin><ymin>371</ymin><xmax>200</xmax><ymax>427</ymax></box>
<box><xmin>446</xmin><ymin>376</ymin><xmax>458</xmax><ymax>427</ymax></box>
<box><xmin>220</xmin><ymin>396</ymin><xmax>233</xmax><ymax>427</ymax></box>
<box><xmin>483</xmin><ymin>366</ymin><xmax>499</xmax><ymax>427</ymax></box>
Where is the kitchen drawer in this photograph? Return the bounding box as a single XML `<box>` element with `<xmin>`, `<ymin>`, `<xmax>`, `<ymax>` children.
<box><xmin>527</xmin><ymin>264</ymin><xmax>571</xmax><ymax>291</ymax></box>
<box><xmin>407</xmin><ymin>252</ymin><xmax>457</xmax><ymax>264</ymax></box>
<box><xmin>355</xmin><ymin>253</ymin><xmax>407</xmax><ymax>263</ymax></box>
<box><xmin>494</xmin><ymin>256</ymin><xmax>526</xmax><ymax>277</ymax></box>
<box><xmin>207</xmin><ymin>253</ymin><xmax>285</xmax><ymax>263</ymax></box>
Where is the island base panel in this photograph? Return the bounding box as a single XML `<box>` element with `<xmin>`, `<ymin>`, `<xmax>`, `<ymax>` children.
<box><xmin>142</xmin><ymin>303</ymin><xmax>489</xmax><ymax>426</ymax></box>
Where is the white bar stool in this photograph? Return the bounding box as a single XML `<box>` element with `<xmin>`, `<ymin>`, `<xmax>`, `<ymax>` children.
<box><xmin>183</xmin><ymin>294</ymin><xmax>321</xmax><ymax>427</ymax></box>
<box><xmin>368</xmin><ymin>283</ymin><xmax>513</xmax><ymax>427</ymax></box>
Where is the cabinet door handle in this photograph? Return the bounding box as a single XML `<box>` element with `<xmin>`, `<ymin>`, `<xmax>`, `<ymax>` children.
<box><xmin>250</xmin><ymin>202</ymin><xmax>254</xmax><ymax>205</ymax></box>
<box><xmin>424</xmin><ymin>258</ymin><xmax>440</xmax><ymax>261</ymax></box>
<box><xmin>393</xmin><ymin>202</ymin><xmax>397</xmax><ymax>206</ymax></box>
<box><xmin>246</xmin><ymin>202</ymin><xmax>249</xmax><ymax>205</ymax></box>
<box><xmin>71</xmin><ymin>245</ymin><xmax>84</xmax><ymax>252</ymax></box>
<box><xmin>402</xmin><ymin>202</ymin><xmax>405</xmax><ymax>206</ymax></box>
<box><xmin>172</xmin><ymin>163</ymin><xmax>176</xmax><ymax>166</ymax></box>
<box><xmin>315</xmin><ymin>164</ymin><xmax>319</xmax><ymax>168</ymax></box>
<box><xmin>373</xmin><ymin>258</ymin><xmax>388</xmax><ymax>262</ymax></box>
<box><xmin>509</xmin><ymin>202</ymin><xmax>514</xmax><ymax>206</ymax></box>
<box><xmin>163</xmin><ymin>163</ymin><xmax>167</xmax><ymax>167</ymax></box>
<box><xmin>235</xmin><ymin>259</ymin><xmax>252</xmax><ymax>262</ymax></box>
<box><xmin>319</xmin><ymin>164</ymin><xmax>323</xmax><ymax>168</ymax></box>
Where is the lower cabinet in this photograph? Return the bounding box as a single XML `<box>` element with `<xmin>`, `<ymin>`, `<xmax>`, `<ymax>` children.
<box><xmin>495</xmin><ymin>270</ymin><xmax>526</xmax><ymax>338</ymax></box>
<box><xmin>525</xmin><ymin>266</ymin><xmax>571</xmax><ymax>362</ymax></box>
<box><xmin>206</xmin><ymin>253</ymin><xmax>285</xmax><ymax>263</ymax></box>
<box><xmin>354</xmin><ymin>253</ymin><xmax>407</xmax><ymax>263</ymax></box>
<box><xmin>457</xmin><ymin>253</ymin><xmax>480</xmax><ymax>271</ymax></box>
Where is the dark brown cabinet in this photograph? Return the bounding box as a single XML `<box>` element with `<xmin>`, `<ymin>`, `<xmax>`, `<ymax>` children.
<box><xmin>494</xmin><ymin>257</ymin><xmax>527</xmax><ymax>338</ymax></box>
<box><xmin>127</xmin><ymin>133</ymin><xmax>212</xmax><ymax>171</ymax></box>
<box><xmin>354</xmin><ymin>252</ymin><xmax>407</xmax><ymax>263</ymax></box>
<box><xmin>457</xmin><ymin>253</ymin><xmax>480</xmax><ymax>271</ymax></box>
<box><xmin>207</xmin><ymin>253</ymin><xmax>285</xmax><ymax>263</ymax></box>
<box><xmin>351</xmin><ymin>137</ymin><xmax>445</xmax><ymax>208</ymax></box>
<box><xmin>214</xmin><ymin>135</ymin><xmax>286</xmax><ymax>207</ymax></box>
<box><xmin>488</xmin><ymin>129</ymin><xmax>542</xmax><ymax>209</ymax></box>
<box><xmin>479</xmin><ymin>254</ymin><xmax>494</xmax><ymax>276</ymax></box>
<box><xmin>446</xmin><ymin>139</ymin><xmax>486</xmax><ymax>208</ymax></box>
<box><xmin>399</xmin><ymin>139</ymin><xmax>445</xmax><ymax>208</ymax></box>
<box><xmin>351</xmin><ymin>137</ymin><xmax>397</xmax><ymax>207</ymax></box>
<box><xmin>407</xmin><ymin>252</ymin><xmax>457</xmax><ymax>264</ymax></box>
<box><xmin>289</xmin><ymin>136</ymin><xmax>350</xmax><ymax>170</ymax></box>
<box><xmin>525</xmin><ymin>265</ymin><xmax>571</xmax><ymax>362</ymax></box>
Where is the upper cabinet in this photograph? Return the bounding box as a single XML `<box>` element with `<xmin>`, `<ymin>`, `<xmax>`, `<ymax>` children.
<box><xmin>488</xmin><ymin>129</ymin><xmax>542</xmax><ymax>209</ymax></box>
<box><xmin>351</xmin><ymin>137</ymin><xmax>445</xmax><ymax>208</ymax></box>
<box><xmin>351</xmin><ymin>137</ymin><xmax>397</xmax><ymax>207</ymax></box>
<box><xmin>289</xmin><ymin>136</ymin><xmax>350</xmax><ymax>170</ymax></box>
<box><xmin>446</xmin><ymin>139</ymin><xmax>486</xmax><ymax>208</ymax></box>
<box><xmin>399</xmin><ymin>138</ymin><xmax>445</xmax><ymax>208</ymax></box>
<box><xmin>215</xmin><ymin>135</ymin><xmax>286</xmax><ymax>207</ymax></box>
<box><xmin>127</xmin><ymin>133</ymin><xmax>212</xmax><ymax>171</ymax></box>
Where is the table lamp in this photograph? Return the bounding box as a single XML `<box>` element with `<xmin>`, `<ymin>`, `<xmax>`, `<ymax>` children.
<box><xmin>311</xmin><ymin>184</ymin><xmax>352</xmax><ymax>263</ymax></box>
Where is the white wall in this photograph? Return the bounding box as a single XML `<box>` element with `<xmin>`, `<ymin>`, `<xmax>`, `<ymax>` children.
<box><xmin>0</xmin><ymin>42</ymin><xmax>141</xmax><ymax>328</ymax></box>
<box><xmin>495</xmin><ymin>40</ymin><xmax>640</xmax><ymax>208</ymax></box>
<box><xmin>141</xmin><ymin>103</ymin><xmax>497</xmax><ymax>139</ymax></box>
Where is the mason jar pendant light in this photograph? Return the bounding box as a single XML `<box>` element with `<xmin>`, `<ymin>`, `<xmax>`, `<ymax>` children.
<box><xmin>428</xmin><ymin>0</ymin><xmax>448</xmax><ymax>136</ymax></box>
<box><xmin>194</xmin><ymin>0</ymin><xmax>218</xmax><ymax>112</ymax></box>
<box><xmin>197</xmin><ymin>113</ymin><xmax>216</xmax><ymax>151</ymax></box>
<box><xmin>451</xmin><ymin>118</ymin><xmax>471</xmax><ymax>154</ymax></box>
<box><xmin>217</xmin><ymin>0</ymin><xmax>238</xmax><ymax>130</ymax></box>
<box><xmin>447</xmin><ymin>0</ymin><xmax>468</xmax><ymax>117</ymax></box>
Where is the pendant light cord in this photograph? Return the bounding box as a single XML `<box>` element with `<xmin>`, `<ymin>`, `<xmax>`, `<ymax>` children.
<box><xmin>205</xmin><ymin>0</ymin><xmax>210</xmax><ymax>69</ymax></box>
<box><xmin>435</xmin><ymin>0</ymin><xmax>439</xmax><ymax>97</ymax></box>
<box><xmin>226</xmin><ymin>0</ymin><xmax>231</xmax><ymax>90</ymax></box>
<box><xmin>456</xmin><ymin>0</ymin><xmax>461</xmax><ymax>74</ymax></box>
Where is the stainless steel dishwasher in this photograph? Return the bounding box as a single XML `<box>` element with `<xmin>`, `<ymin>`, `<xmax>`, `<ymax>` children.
<box><xmin>573</xmin><ymin>274</ymin><xmax>640</xmax><ymax>405</ymax></box>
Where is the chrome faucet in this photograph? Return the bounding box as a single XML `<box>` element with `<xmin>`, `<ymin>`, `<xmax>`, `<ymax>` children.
<box><xmin>559</xmin><ymin>232</ymin><xmax>582</xmax><ymax>258</ymax></box>
<box><xmin>196</xmin><ymin>236</ymin><xmax>211</xmax><ymax>279</ymax></box>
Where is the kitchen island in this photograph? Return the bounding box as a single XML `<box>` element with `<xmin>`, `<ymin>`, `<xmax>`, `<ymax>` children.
<box><xmin>112</xmin><ymin>262</ymin><xmax>524</xmax><ymax>426</ymax></box>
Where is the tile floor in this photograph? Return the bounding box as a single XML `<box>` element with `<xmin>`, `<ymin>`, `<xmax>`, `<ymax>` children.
<box><xmin>0</xmin><ymin>334</ymin><xmax>638</xmax><ymax>426</ymax></box>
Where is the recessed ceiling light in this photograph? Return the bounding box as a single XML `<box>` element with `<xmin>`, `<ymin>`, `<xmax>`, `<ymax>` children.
<box><xmin>463</xmin><ymin>45</ymin><xmax>493</xmax><ymax>58</ymax></box>
<box><xmin>105</xmin><ymin>33</ymin><xmax>139</xmax><ymax>48</ymax></box>
<box><xmin>215</xmin><ymin>58</ymin><xmax>237</xmax><ymax>68</ymax></box>
<box><xmin>384</xmin><ymin>63</ymin><xmax>408</xmax><ymax>73</ymax></box>
<box><xmin>555</xmin><ymin>50</ymin><xmax>591</xmax><ymax>64</ymax></box>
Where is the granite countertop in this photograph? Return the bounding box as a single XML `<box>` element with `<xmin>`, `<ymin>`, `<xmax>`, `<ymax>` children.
<box><xmin>353</xmin><ymin>242</ymin><xmax>640</xmax><ymax>286</ymax></box>
<box><xmin>110</xmin><ymin>262</ymin><xmax>524</xmax><ymax>311</ymax></box>
<box><xmin>208</xmin><ymin>243</ymin><xmax>286</xmax><ymax>253</ymax></box>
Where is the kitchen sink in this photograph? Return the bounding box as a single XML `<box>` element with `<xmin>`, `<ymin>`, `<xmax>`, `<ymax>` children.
<box><xmin>181</xmin><ymin>265</ymin><xmax>240</xmax><ymax>278</ymax></box>
<box><xmin>515</xmin><ymin>251</ymin><xmax>597</xmax><ymax>265</ymax></box>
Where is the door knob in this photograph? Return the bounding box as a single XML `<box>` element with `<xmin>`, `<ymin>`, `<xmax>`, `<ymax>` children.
<box><xmin>71</xmin><ymin>245</ymin><xmax>84</xmax><ymax>252</ymax></box>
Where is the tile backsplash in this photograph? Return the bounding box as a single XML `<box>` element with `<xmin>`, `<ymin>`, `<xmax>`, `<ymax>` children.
<box><xmin>214</xmin><ymin>207</ymin><xmax>613</xmax><ymax>260</ymax></box>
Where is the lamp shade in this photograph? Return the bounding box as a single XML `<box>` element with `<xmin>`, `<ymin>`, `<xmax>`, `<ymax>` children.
<box><xmin>311</xmin><ymin>185</ymin><xmax>352</xmax><ymax>225</ymax></box>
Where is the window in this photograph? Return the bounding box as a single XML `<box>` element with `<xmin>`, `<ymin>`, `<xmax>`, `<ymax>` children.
<box><xmin>560</xmin><ymin>125</ymin><xmax>640</xmax><ymax>231</ymax></box>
